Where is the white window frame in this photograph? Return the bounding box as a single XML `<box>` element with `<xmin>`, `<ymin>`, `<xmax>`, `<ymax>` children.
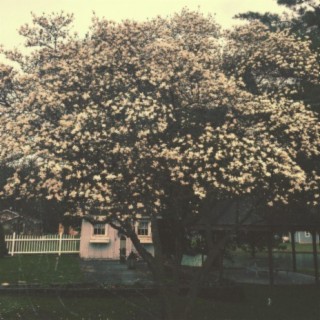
<box><xmin>90</xmin><ymin>223</ymin><xmax>109</xmax><ymax>243</ymax></box>
<box><xmin>137</xmin><ymin>221</ymin><xmax>149</xmax><ymax>236</ymax></box>
<box><xmin>305</xmin><ymin>231</ymin><xmax>311</xmax><ymax>238</ymax></box>
<box><xmin>93</xmin><ymin>223</ymin><xmax>107</xmax><ymax>236</ymax></box>
<box><xmin>136</xmin><ymin>220</ymin><xmax>152</xmax><ymax>243</ymax></box>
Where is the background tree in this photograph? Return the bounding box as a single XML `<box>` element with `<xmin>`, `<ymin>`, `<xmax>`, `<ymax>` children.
<box><xmin>233</xmin><ymin>0</ymin><xmax>320</xmax><ymax>225</ymax></box>
<box><xmin>235</xmin><ymin>0</ymin><xmax>320</xmax><ymax>111</ymax></box>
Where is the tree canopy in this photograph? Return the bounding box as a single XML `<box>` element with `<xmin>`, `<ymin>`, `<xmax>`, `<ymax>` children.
<box><xmin>1</xmin><ymin>10</ymin><xmax>319</xmax><ymax>215</ymax></box>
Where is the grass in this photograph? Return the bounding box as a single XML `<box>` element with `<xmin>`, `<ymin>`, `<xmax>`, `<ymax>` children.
<box><xmin>0</xmin><ymin>252</ymin><xmax>317</xmax><ymax>285</ymax></box>
<box><xmin>0</xmin><ymin>295</ymin><xmax>159</xmax><ymax>320</ymax></box>
<box><xmin>232</xmin><ymin>243</ymin><xmax>318</xmax><ymax>254</ymax></box>
<box><xmin>0</xmin><ymin>285</ymin><xmax>319</xmax><ymax>319</ymax></box>
<box><xmin>224</xmin><ymin>244</ymin><xmax>320</xmax><ymax>274</ymax></box>
<box><xmin>0</xmin><ymin>255</ymin><xmax>319</xmax><ymax>319</ymax></box>
<box><xmin>278</xmin><ymin>243</ymin><xmax>316</xmax><ymax>253</ymax></box>
<box><xmin>0</xmin><ymin>255</ymin><xmax>84</xmax><ymax>285</ymax></box>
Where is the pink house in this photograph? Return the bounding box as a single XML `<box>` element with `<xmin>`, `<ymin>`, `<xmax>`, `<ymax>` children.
<box><xmin>79</xmin><ymin>217</ymin><xmax>154</xmax><ymax>260</ymax></box>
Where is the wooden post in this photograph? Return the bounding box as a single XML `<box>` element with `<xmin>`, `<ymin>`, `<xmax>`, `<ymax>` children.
<box><xmin>312</xmin><ymin>230</ymin><xmax>319</xmax><ymax>285</ymax></box>
<box><xmin>11</xmin><ymin>232</ymin><xmax>16</xmax><ymax>256</ymax></box>
<box><xmin>58</xmin><ymin>233</ymin><xmax>62</xmax><ymax>256</ymax></box>
<box><xmin>218</xmin><ymin>248</ymin><xmax>225</xmax><ymax>283</ymax></box>
<box><xmin>290</xmin><ymin>231</ymin><xmax>297</xmax><ymax>272</ymax></box>
<box><xmin>267</xmin><ymin>231</ymin><xmax>274</xmax><ymax>286</ymax></box>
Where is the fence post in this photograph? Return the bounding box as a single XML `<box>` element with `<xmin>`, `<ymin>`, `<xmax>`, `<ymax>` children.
<box><xmin>11</xmin><ymin>232</ymin><xmax>16</xmax><ymax>256</ymax></box>
<box><xmin>58</xmin><ymin>233</ymin><xmax>62</xmax><ymax>256</ymax></box>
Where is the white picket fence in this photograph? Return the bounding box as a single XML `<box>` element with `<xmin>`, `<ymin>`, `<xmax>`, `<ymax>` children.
<box><xmin>5</xmin><ymin>233</ymin><xmax>80</xmax><ymax>256</ymax></box>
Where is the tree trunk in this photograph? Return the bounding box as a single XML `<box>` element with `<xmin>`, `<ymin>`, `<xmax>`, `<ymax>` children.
<box><xmin>183</xmin><ymin>231</ymin><xmax>229</xmax><ymax>319</ymax></box>
<box><xmin>150</xmin><ymin>216</ymin><xmax>175</xmax><ymax>320</ymax></box>
<box><xmin>250</xmin><ymin>242</ymin><xmax>256</xmax><ymax>258</ymax></box>
<box><xmin>0</xmin><ymin>223</ymin><xmax>7</xmax><ymax>258</ymax></box>
<box><xmin>267</xmin><ymin>231</ymin><xmax>274</xmax><ymax>286</ymax></box>
<box><xmin>127</xmin><ymin>218</ymin><xmax>175</xmax><ymax>320</ymax></box>
<box><xmin>218</xmin><ymin>247</ymin><xmax>225</xmax><ymax>284</ymax></box>
<box><xmin>290</xmin><ymin>230</ymin><xmax>297</xmax><ymax>272</ymax></box>
<box><xmin>312</xmin><ymin>230</ymin><xmax>319</xmax><ymax>285</ymax></box>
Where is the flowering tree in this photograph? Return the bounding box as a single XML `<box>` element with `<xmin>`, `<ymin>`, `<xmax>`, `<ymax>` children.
<box><xmin>1</xmin><ymin>10</ymin><xmax>320</xmax><ymax>319</ymax></box>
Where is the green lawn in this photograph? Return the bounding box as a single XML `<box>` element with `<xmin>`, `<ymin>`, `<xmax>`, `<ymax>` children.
<box><xmin>233</xmin><ymin>243</ymin><xmax>318</xmax><ymax>254</ymax></box>
<box><xmin>0</xmin><ymin>285</ymin><xmax>319</xmax><ymax>319</ymax></box>
<box><xmin>224</xmin><ymin>245</ymin><xmax>320</xmax><ymax>275</ymax></box>
<box><xmin>278</xmin><ymin>243</ymin><xmax>317</xmax><ymax>253</ymax></box>
<box><xmin>0</xmin><ymin>255</ymin><xmax>84</xmax><ymax>285</ymax></box>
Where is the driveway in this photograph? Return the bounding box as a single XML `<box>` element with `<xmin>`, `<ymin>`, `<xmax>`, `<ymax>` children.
<box><xmin>80</xmin><ymin>260</ymin><xmax>154</xmax><ymax>286</ymax></box>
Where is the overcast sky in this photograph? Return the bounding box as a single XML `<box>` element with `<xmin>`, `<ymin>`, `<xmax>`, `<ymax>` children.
<box><xmin>0</xmin><ymin>0</ymin><xmax>285</xmax><ymax>54</ymax></box>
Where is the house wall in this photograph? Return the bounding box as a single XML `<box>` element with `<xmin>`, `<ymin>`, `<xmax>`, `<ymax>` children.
<box><xmin>79</xmin><ymin>220</ymin><xmax>150</xmax><ymax>259</ymax></box>
<box><xmin>291</xmin><ymin>231</ymin><xmax>319</xmax><ymax>244</ymax></box>
<box><xmin>290</xmin><ymin>231</ymin><xmax>320</xmax><ymax>245</ymax></box>
<box><xmin>143</xmin><ymin>244</ymin><xmax>154</xmax><ymax>256</ymax></box>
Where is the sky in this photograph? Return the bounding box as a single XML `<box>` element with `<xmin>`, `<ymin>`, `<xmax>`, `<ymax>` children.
<box><xmin>0</xmin><ymin>0</ymin><xmax>286</xmax><ymax>57</ymax></box>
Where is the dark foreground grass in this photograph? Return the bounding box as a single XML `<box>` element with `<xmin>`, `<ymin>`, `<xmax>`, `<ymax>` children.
<box><xmin>0</xmin><ymin>256</ymin><xmax>319</xmax><ymax>319</ymax></box>
<box><xmin>0</xmin><ymin>255</ymin><xmax>84</xmax><ymax>285</ymax></box>
<box><xmin>0</xmin><ymin>285</ymin><xmax>319</xmax><ymax>320</ymax></box>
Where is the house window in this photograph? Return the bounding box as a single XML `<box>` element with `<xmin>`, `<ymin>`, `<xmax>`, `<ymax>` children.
<box><xmin>93</xmin><ymin>224</ymin><xmax>106</xmax><ymax>236</ymax></box>
<box><xmin>137</xmin><ymin>221</ymin><xmax>149</xmax><ymax>236</ymax></box>
<box><xmin>305</xmin><ymin>231</ymin><xmax>311</xmax><ymax>238</ymax></box>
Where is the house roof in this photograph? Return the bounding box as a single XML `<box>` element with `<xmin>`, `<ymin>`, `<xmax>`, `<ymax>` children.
<box><xmin>81</xmin><ymin>198</ymin><xmax>320</xmax><ymax>232</ymax></box>
<box><xmin>83</xmin><ymin>215</ymin><xmax>150</xmax><ymax>224</ymax></box>
<box><xmin>0</xmin><ymin>209</ymin><xmax>20</xmax><ymax>223</ymax></box>
<box><xmin>0</xmin><ymin>209</ymin><xmax>42</xmax><ymax>224</ymax></box>
<box><xmin>195</xmin><ymin>198</ymin><xmax>320</xmax><ymax>232</ymax></box>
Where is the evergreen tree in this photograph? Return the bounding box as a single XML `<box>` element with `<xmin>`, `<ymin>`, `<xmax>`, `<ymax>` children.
<box><xmin>235</xmin><ymin>0</ymin><xmax>320</xmax><ymax>112</ymax></box>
